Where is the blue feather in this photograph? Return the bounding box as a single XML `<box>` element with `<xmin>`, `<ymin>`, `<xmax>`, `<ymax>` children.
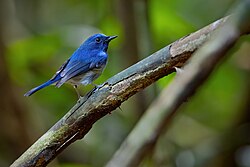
<box><xmin>24</xmin><ymin>33</ymin><xmax>117</xmax><ymax>97</ymax></box>
<box><xmin>24</xmin><ymin>80</ymin><xmax>55</xmax><ymax>96</ymax></box>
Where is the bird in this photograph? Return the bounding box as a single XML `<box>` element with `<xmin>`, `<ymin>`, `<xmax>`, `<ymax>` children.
<box><xmin>24</xmin><ymin>33</ymin><xmax>117</xmax><ymax>97</ymax></box>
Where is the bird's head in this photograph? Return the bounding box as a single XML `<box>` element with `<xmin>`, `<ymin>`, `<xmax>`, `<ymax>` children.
<box><xmin>81</xmin><ymin>33</ymin><xmax>117</xmax><ymax>52</ymax></box>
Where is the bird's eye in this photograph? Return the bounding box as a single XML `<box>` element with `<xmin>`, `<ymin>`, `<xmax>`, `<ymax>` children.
<box><xmin>95</xmin><ymin>37</ymin><xmax>101</xmax><ymax>43</ymax></box>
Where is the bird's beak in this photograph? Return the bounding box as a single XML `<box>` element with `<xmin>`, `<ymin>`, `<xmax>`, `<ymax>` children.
<box><xmin>106</xmin><ymin>35</ymin><xmax>118</xmax><ymax>42</ymax></box>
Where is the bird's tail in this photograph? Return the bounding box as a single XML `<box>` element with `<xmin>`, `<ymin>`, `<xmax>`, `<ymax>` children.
<box><xmin>24</xmin><ymin>80</ymin><xmax>55</xmax><ymax>96</ymax></box>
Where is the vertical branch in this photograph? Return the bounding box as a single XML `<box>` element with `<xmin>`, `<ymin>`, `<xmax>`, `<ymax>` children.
<box><xmin>116</xmin><ymin>0</ymin><xmax>148</xmax><ymax>115</ymax></box>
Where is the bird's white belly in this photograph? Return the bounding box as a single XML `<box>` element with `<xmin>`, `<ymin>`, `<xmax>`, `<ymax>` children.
<box><xmin>67</xmin><ymin>67</ymin><xmax>104</xmax><ymax>86</ymax></box>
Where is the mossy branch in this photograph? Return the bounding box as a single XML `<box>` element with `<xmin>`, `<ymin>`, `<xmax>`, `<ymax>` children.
<box><xmin>11</xmin><ymin>15</ymin><xmax>238</xmax><ymax>167</ymax></box>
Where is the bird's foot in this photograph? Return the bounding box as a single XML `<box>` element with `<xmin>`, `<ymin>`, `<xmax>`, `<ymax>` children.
<box><xmin>92</xmin><ymin>82</ymin><xmax>108</xmax><ymax>93</ymax></box>
<box><xmin>83</xmin><ymin>82</ymin><xmax>109</xmax><ymax>99</ymax></box>
<box><xmin>73</xmin><ymin>85</ymin><xmax>82</xmax><ymax>99</ymax></box>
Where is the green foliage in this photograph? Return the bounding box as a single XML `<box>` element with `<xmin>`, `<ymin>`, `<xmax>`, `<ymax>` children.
<box><xmin>150</xmin><ymin>0</ymin><xmax>195</xmax><ymax>43</ymax></box>
<box><xmin>184</xmin><ymin>60</ymin><xmax>247</xmax><ymax>130</ymax></box>
<box><xmin>6</xmin><ymin>34</ymin><xmax>61</xmax><ymax>85</ymax></box>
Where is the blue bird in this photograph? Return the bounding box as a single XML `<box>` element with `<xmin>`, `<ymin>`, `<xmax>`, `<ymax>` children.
<box><xmin>24</xmin><ymin>33</ymin><xmax>117</xmax><ymax>97</ymax></box>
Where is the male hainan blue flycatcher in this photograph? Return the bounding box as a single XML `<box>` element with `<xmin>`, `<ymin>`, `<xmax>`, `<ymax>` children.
<box><xmin>24</xmin><ymin>33</ymin><xmax>117</xmax><ymax>97</ymax></box>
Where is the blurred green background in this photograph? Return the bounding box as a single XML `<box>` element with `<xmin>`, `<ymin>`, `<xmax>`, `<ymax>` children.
<box><xmin>1</xmin><ymin>0</ymin><xmax>250</xmax><ymax>166</ymax></box>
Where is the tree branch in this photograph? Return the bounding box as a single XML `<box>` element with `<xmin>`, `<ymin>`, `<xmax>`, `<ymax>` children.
<box><xmin>11</xmin><ymin>15</ymin><xmax>233</xmax><ymax>167</ymax></box>
<box><xmin>105</xmin><ymin>1</ymin><xmax>250</xmax><ymax>167</ymax></box>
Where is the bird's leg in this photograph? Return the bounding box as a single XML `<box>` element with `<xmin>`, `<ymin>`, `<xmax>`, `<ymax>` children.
<box><xmin>73</xmin><ymin>85</ymin><xmax>81</xmax><ymax>98</ymax></box>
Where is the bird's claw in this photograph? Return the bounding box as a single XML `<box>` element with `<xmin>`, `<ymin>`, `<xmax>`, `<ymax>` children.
<box><xmin>93</xmin><ymin>82</ymin><xmax>108</xmax><ymax>93</ymax></box>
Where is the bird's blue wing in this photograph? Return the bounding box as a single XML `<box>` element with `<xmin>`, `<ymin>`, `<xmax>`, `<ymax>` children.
<box><xmin>55</xmin><ymin>60</ymin><xmax>91</xmax><ymax>87</ymax></box>
<box><xmin>55</xmin><ymin>50</ymin><xmax>108</xmax><ymax>87</ymax></box>
<box><xmin>50</xmin><ymin>59</ymin><xmax>70</xmax><ymax>81</ymax></box>
<box><xmin>60</xmin><ymin>61</ymin><xmax>85</xmax><ymax>77</ymax></box>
